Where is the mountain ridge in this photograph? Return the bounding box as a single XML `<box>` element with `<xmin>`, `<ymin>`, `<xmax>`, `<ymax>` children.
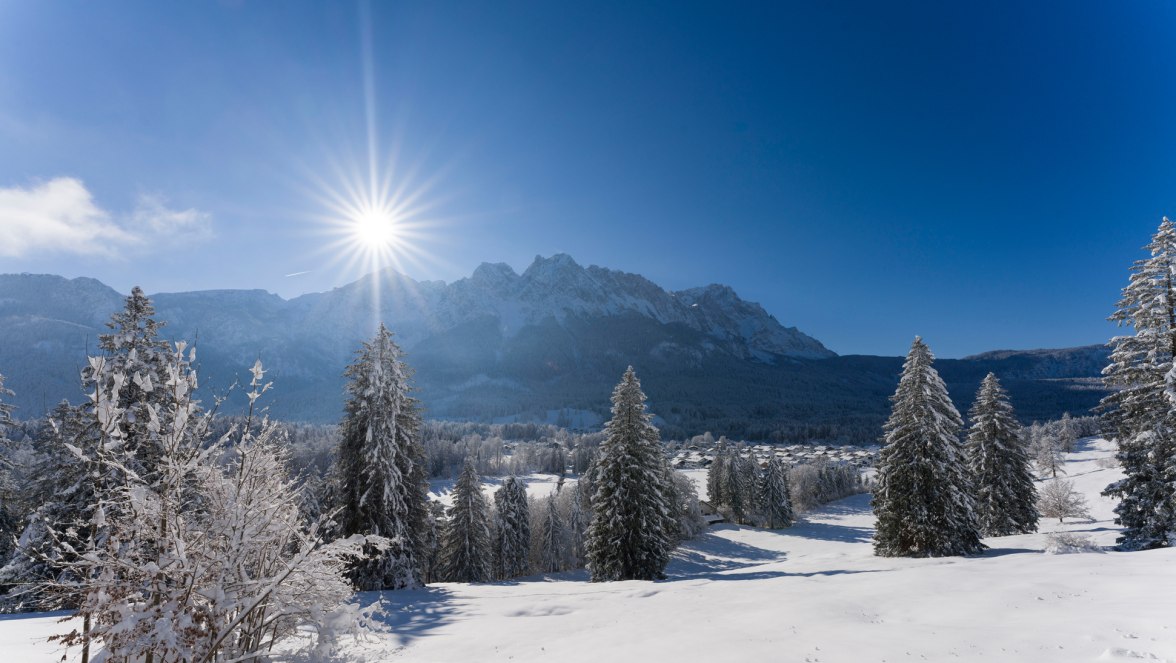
<box><xmin>0</xmin><ymin>261</ymin><xmax>1109</xmax><ymax>440</ymax></box>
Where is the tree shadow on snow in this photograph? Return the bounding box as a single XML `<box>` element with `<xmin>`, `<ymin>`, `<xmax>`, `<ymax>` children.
<box><xmin>668</xmin><ymin>535</ymin><xmax>787</xmax><ymax>577</ymax></box>
<box><xmin>788</xmin><ymin>519</ymin><xmax>875</xmax><ymax>544</ymax></box>
<box><xmin>688</xmin><ymin>568</ymin><xmax>884</xmax><ymax>582</ymax></box>
<box><xmin>0</xmin><ymin>609</ymin><xmax>73</xmax><ymax>622</ymax></box>
<box><xmin>361</xmin><ymin>586</ymin><xmax>460</xmax><ymax>648</ymax></box>
<box><xmin>978</xmin><ymin>547</ymin><xmax>1040</xmax><ymax>558</ymax></box>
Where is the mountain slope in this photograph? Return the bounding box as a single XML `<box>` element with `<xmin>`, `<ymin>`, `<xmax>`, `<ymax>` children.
<box><xmin>0</xmin><ymin>261</ymin><xmax>1108</xmax><ymax>440</ymax></box>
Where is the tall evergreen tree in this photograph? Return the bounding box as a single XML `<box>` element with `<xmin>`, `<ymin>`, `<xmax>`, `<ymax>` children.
<box><xmin>421</xmin><ymin>500</ymin><xmax>446</xmax><ymax>584</ymax></box>
<box><xmin>965</xmin><ymin>373</ymin><xmax>1038</xmax><ymax>536</ymax></box>
<box><xmin>706</xmin><ymin>440</ymin><xmax>727</xmax><ymax>506</ymax></box>
<box><xmin>535</xmin><ymin>494</ymin><xmax>566</xmax><ymax>574</ymax></box>
<box><xmin>724</xmin><ymin>449</ymin><xmax>749</xmax><ymax>524</ymax></box>
<box><xmin>585</xmin><ymin>367</ymin><xmax>675</xmax><ymax>581</ymax></box>
<box><xmin>492</xmin><ymin>476</ymin><xmax>531</xmax><ymax>580</ymax></box>
<box><xmin>757</xmin><ymin>455</ymin><xmax>795</xmax><ymax>529</ymax></box>
<box><xmin>873</xmin><ymin>338</ymin><xmax>984</xmax><ymax>557</ymax></box>
<box><xmin>438</xmin><ymin>458</ymin><xmax>492</xmax><ymax>583</ymax></box>
<box><xmin>561</xmin><ymin>483</ymin><xmax>589</xmax><ymax>566</ymax></box>
<box><xmin>1102</xmin><ymin>217</ymin><xmax>1176</xmax><ymax>549</ymax></box>
<box><xmin>331</xmin><ymin>324</ymin><xmax>428</xmax><ymax>589</ymax></box>
<box><xmin>85</xmin><ymin>286</ymin><xmax>175</xmax><ymax>482</ymax></box>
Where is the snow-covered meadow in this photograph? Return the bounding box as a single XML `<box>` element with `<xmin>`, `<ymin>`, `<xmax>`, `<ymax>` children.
<box><xmin>4</xmin><ymin>437</ymin><xmax>1172</xmax><ymax>663</ymax></box>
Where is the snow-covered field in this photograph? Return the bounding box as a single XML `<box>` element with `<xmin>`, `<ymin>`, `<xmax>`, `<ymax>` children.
<box><xmin>5</xmin><ymin>438</ymin><xmax>1174</xmax><ymax>663</ymax></box>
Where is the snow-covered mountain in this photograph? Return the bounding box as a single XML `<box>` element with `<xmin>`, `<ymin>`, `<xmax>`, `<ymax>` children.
<box><xmin>0</xmin><ymin>259</ymin><xmax>1107</xmax><ymax>439</ymax></box>
<box><xmin>278</xmin><ymin>254</ymin><xmax>832</xmax><ymax>361</ymax></box>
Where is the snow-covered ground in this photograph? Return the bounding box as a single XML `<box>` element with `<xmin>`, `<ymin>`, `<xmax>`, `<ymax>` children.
<box><xmin>5</xmin><ymin>438</ymin><xmax>1174</xmax><ymax>662</ymax></box>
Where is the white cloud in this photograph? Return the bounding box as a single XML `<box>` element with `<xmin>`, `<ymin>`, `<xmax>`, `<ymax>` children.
<box><xmin>0</xmin><ymin>177</ymin><xmax>214</xmax><ymax>258</ymax></box>
<box><xmin>129</xmin><ymin>193</ymin><xmax>214</xmax><ymax>244</ymax></box>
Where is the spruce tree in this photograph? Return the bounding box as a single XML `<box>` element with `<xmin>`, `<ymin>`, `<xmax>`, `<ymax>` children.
<box><xmin>724</xmin><ymin>449</ymin><xmax>748</xmax><ymax>524</ymax></box>
<box><xmin>331</xmin><ymin>324</ymin><xmax>428</xmax><ymax>589</ymax></box>
<box><xmin>873</xmin><ymin>337</ymin><xmax>984</xmax><ymax>557</ymax></box>
<box><xmin>85</xmin><ymin>286</ymin><xmax>175</xmax><ymax>483</ymax></box>
<box><xmin>706</xmin><ymin>440</ymin><xmax>727</xmax><ymax>506</ymax></box>
<box><xmin>757</xmin><ymin>455</ymin><xmax>795</xmax><ymax>529</ymax></box>
<box><xmin>492</xmin><ymin>476</ymin><xmax>531</xmax><ymax>580</ymax></box>
<box><xmin>965</xmin><ymin>373</ymin><xmax>1038</xmax><ymax>536</ymax></box>
<box><xmin>561</xmin><ymin>483</ymin><xmax>589</xmax><ymax>566</ymax></box>
<box><xmin>535</xmin><ymin>494</ymin><xmax>566</xmax><ymax>574</ymax></box>
<box><xmin>1102</xmin><ymin>217</ymin><xmax>1176</xmax><ymax>550</ymax></box>
<box><xmin>439</xmin><ymin>457</ymin><xmax>492</xmax><ymax>583</ymax></box>
<box><xmin>585</xmin><ymin>367</ymin><xmax>675</xmax><ymax>581</ymax></box>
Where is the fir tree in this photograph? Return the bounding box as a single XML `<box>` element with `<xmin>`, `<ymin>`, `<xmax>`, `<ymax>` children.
<box><xmin>965</xmin><ymin>373</ymin><xmax>1039</xmax><ymax>536</ymax></box>
<box><xmin>724</xmin><ymin>449</ymin><xmax>749</xmax><ymax>524</ymax></box>
<box><xmin>1102</xmin><ymin>217</ymin><xmax>1176</xmax><ymax>549</ymax></box>
<box><xmin>535</xmin><ymin>494</ymin><xmax>566</xmax><ymax>574</ymax></box>
<box><xmin>706</xmin><ymin>440</ymin><xmax>727</xmax><ymax>506</ymax></box>
<box><xmin>439</xmin><ymin>457</ymin><xmax>492</xmax><ymax>583</ymax></box>
<box><xmin>561</xmin><ymin>483</ymin><xmax>589</xmax><ymax>566</ymax></box>
<box><xmin>493</xmin><ymin>476</ymin><xmax>531</xmax><ymax>580</ymax></box>
<box><xmin>331</xmin><ymin>324</ymin><xmax>428</xmax><ymax>589</ymax></box>
<box><xmin>757</xmin><ymin>455</ymin><xmax>795</xmax><ymax>529</ymax></box>
<box><xmin>421</xmin><ymin>500</ymin><xmax>446</xmax><ymax>583</ymax></box>
<box><xmin>873</xmin><ymin>337</ymin><xmax>984</xmax><ymax>557</ymax></box>
<box><xmin>85</xmin><ymin>286</ymin><xmax>175</xmax><ymax>483</ymax></box>
<box><xmin>585</xmin><ymin>367</ymin><xmax>675</xmax><ymax>581</ymax></box>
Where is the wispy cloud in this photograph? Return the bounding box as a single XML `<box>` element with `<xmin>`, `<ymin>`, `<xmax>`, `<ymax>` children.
<box><xmin>0</xmin><ymin>177</ymin><xmax>214</xmax><ymax>258</ymax></box>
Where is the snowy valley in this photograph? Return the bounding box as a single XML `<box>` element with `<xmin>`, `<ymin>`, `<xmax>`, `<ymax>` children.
<box><xmin>3</xmin><ymin>437</ymin><xmax>1172</xmax><ymax>663</ymax></box>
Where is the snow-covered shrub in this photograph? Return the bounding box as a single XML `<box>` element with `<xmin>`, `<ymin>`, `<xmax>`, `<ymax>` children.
<box><xmin>47</xmin><ymin>350</ymin><xmax>384</xmax><ymax>662</ymax></box>
<box><xmin>1095</xmin><ymin>456</ymin><xmax>1119</xmax><ymax>470</ymax></box>
<box><xmin>1044</xmin><ymin>532</ymin><xmax>1103</xmax><ymax>554</ymax></box>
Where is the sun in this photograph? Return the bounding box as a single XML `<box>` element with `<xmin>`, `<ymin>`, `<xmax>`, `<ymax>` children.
<box><xmin>353</xmin><ymin>207</ymin><xmax>398</xmax><ymax>249</ymax></box>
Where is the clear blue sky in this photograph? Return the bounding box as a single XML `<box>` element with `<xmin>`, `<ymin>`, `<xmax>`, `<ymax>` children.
<box><xmin>1</xmin><ymin>1</ymin><xmax>1173</xmax><ymax>357</ymax></box>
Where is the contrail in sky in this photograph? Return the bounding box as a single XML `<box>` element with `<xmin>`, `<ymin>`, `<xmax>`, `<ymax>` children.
<box><xmin>284</xmin><ymin>270</ymin><xmax>312</xmax><ymax>277</ymax></box>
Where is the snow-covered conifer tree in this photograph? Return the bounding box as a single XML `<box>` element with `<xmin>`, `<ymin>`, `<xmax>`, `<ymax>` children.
<box><xmin>84</xmin><ymin>286</ymin><xmax>175</xmax><ymax>483</ymax></box>
<box><xmin>873</xmin><ymin>337</ymin><xmax>984</xmax><ymax>557</ymax></box>
<box><xmin>706</xmin><ymin>441</ymin><xmax>727</xmax><ymax>506</ymax></box>
<box><xmin>493</xmin><ymin>476</ymin><xmax>531</xmax><ymax>580</ymax></box>
<box><xmin>757</xmin><ymin>455</ymin><xmax>795</xmax><ymax>529</ymax></box>
<box><xmin>421</xmin><ymin>500</ymin><xmax>446</xmax><ymax>583</ymax></box>
<box><xmin>585</xmin><ymin>367</ymin><xmax>675</xmax><ymax>581</ymax></box>
<box><xmin>330</xmin><ymin>324</ymin><xmax>428</xmax><ymax>589</ymax></box>
<box><xmin>724</xmin><ymin>449</ymin><xmax>750</xmax><ymax>524</ymax></box>
<box><xmin>965</xmin><ymin>373</ymin><xmax>1038</xmax><ymax>536</ymax></box>
<box><xmin>1102</xmin><ymin>218</ymin><xmax>1176</xmax><ymax>549</ymax></box>
<box><xmin>439</xmin><ymin>457</ymin><xmax>492</xmax><ymax>583</ymax></box>
<box><xmin>560</xmin><ymin>483</ymin><xmax>589</xmax><ymax>566</ymax></box>
<box><xmin>534</xmin><ymin>494</ymin><xmax>566</xmax><ymax>574</ymax></box>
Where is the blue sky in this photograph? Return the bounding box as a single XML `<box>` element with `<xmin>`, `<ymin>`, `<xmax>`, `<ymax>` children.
<box><xmin>1</xmin><ymin>1</ymin><xmax>1174</xmax><ymax>357</ymax></box>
